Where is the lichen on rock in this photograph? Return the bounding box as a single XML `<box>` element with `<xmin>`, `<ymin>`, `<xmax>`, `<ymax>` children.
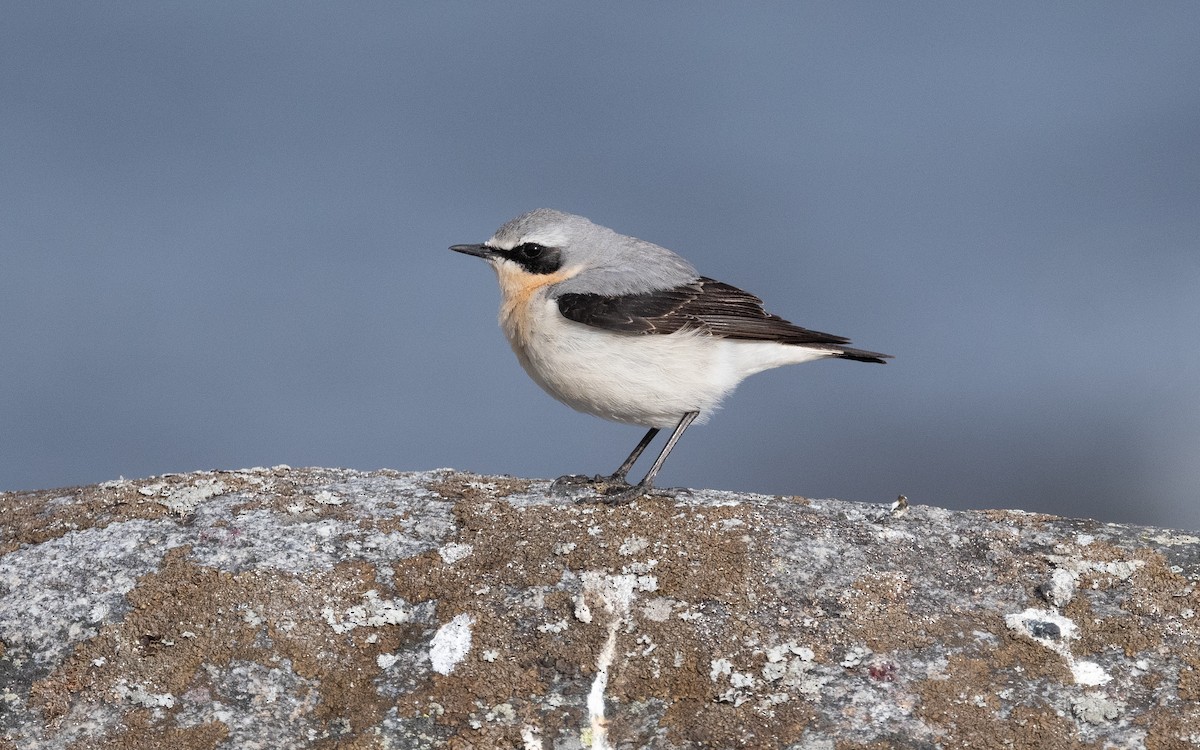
<box><xmin>1</xmin><ymin>467</ymin><xmax>1198</xmax><ymax>748</ymax></box>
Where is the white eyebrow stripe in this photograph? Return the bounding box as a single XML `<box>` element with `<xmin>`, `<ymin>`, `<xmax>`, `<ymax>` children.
<box><xmin>489</xmin><ymin>228</ymin><xmax>569</xmax><ymax>251</ymax></box>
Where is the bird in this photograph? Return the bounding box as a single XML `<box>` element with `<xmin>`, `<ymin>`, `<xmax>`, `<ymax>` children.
<box><xmin>451</xmin><ymin>209</ymin><xmax>890</xmax><ymax>502</ymax></box>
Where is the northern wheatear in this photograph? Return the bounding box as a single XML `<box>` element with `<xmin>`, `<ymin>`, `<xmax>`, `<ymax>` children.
<box><xmin>451</xmin><ymin>209</ymin><xmax>890</xmax><ymax>502</ymax></box>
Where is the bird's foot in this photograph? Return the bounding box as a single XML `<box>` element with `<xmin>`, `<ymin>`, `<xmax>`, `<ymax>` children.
<box><xmin>594</xmin><ymin>483</ymin><xmax>648</xmax><ymax>505</ymax></box>
<box><xmin>552</xmin><ymin>473</ymin><xmax>603</xmax><ymax>488</ymax></box>
<box><xmin>589</xmin><ymin>483</ymin><xmax>687</xmax><ymax>505</ymax></box>
<box><xmin>552</xmin><ymin>475</ymin><xmax>685</xmax><ymax>505</ymax></box>
<box><xmin>550</xmin><ymin>473</ymin><xmax>632</xmax><ymax>499</ymax></box>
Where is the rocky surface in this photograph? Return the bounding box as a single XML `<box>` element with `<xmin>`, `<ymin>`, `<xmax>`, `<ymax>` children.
<box><xmin>2</xmin><ymin>467</ymin><xmax>1199</xmax><ymax>749</ymax></box>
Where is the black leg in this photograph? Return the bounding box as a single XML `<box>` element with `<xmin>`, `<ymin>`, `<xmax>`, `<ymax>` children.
<box><xmin>557</xmin><ymin>412</ymin><xmax>700</xmax><ymax>503</ymax></box>
<box><xmin>607</xmin><ymin>427</ymin><xmax>659</xmax><ymax>483</ymax></box>
<box><xmin>551</xmin><ymin>426</ymin><xmax>659</xmax><ymax>491</ymax></box>
<box><xmin>598</xmin><ymin>411</ymin><xmax>699</xmax><ymax>504</ymax></box>
<box><xmin>636</xmin><ymin>411</ymin><xmax>698</xmax><ymax>489</ymax></box>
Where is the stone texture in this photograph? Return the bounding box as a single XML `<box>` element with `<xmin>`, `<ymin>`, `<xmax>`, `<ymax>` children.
<box><xmin>1</xmin><ymin>467</ymin><xmax>1198</xmax><ymax>749</ymax></box>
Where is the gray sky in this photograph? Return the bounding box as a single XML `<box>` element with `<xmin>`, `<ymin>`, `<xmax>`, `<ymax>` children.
<box><xmin>3</xmin><ymin>3</ymin><xmax>1198</xmax><ymax>530</ymax></box>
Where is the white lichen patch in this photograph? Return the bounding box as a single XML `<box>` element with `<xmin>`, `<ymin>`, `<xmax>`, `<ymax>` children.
<box><xmin>322</xmin><ymin>590</ymin><xmax>412</xmax><ymax>634</ymax></box>
<box><xmin>437</xmin><ymin>542</ymin><xmax>473</xmax><ymax>565</ymax></box>
<box><xmin>521</xmin><ymin>725</ymin><xmax>544</xmax><ymax>749</ymax></box>
<box><xmin>1071</xmin><ymin>660</ymin><xmax>1112</xmax><ymax>687</ymax></box>
<box><xmin>240</xmin><ymin>606</ymin><xmax>264</xmax><ymax>627</ymax></box>
<box><xmin>312</xmin><ymin>490</ymin><xmax>344</xmax><ymax>506</ymax></box>
<box><xmin>429</xmin><ymin>613</ymin><xmax>474</xmax><ymax>676</ymax></box>
<box><xmin>377</xmin><ymin>653</ymin><xmax>399</xmax><ymax>669</ymax></box>
<box><xmin>710</xmin><ymin>658</ymin><xmax>733</xmax><ymax>681</ymax></box>
<box><xmin>640</xmin><ymin>597</ymin><xmax>674</xmax><ymax>622</ymax></box>
<box><xmin>633</xmin><ymin>575</ymin><xmax>658</xmax><ymax>593</ymax></box>
<box><xmin>1071</xmin><ymin>693</ymin><xmax>1122</xmax><ymax>724</ymax></box>
<box><xmin>763</xmin><ymin>642</ymin><xmax>809</xmax><ymax>681</ymax></box>
<box><xmin>711</xmin><ymin>641</ymin><xmax>827</xmax><ymax>709</ymax></box>
<box><xmin>113</xmin><ymin>680</ymin><xmax>175</xmax><ymax>709</ymax></box>
<box><xmin>840</xmin><ymin>645</ymin><xmax>872</xmax><ymax>668</ymax></box>
<box><xmin>553</xmin><ymin>541</ymin><xmax>577</xmax><ymax>556</ymax></box>
<box><xmin>1004</xmin><ymin>607</ymin><xmax>1111</xmax><ymax>686</ymax></box>
<box><xmin>485</xmin><ymin>702</ymin><xmax>516</xmax><ymax>722</ymax></box>
<box><xmin>1149</xmin><ymin>532</ymin><xmax>1200</xmax><ymax>547</ymax></box>
<box><xmin>710</xmin><ymin>658</ymin><xmax>759</xmax><ymax>706</ymax></box>
<box><xmin>620</xmin><ymin>557</ymin><xmax>658</xmax><ymax>575</ymax></box>
<box><xmin>618</xmin><ymin>536</ymin><xmax>649</xmax><ymax>556</ymax></box>
<box><xmin>1045</xmin><ymin>549</ymin><xmax>1148</xmax><ymax>587</ymax></box>
<box><xmin>762</xmin><ymin>660</ymin><xmax>788</xmax><ymax>682</ymax></box>
<box><xmin>765</xmin><ymin>642</ymin><xmax>795</xmax><ymax>663</ymax></box>
<box><xmin>1041</xmin><ymin>568</ymin><xmax>1078</xmax><ymax>608</ymax></box>
<box><xmin>145</xmin><ymin>478</ymin><xmax>227</xmax><ymax>515</ymax></box>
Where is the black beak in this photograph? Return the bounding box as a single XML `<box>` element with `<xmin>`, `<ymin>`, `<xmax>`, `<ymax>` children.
<box><xmin>450</xmin><ymin>243</ymin><xmax>493</xmax><ymax>259</ymax></box>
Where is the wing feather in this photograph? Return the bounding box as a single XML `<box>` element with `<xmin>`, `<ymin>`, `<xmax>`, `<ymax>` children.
<box><xmin>556</xmin><ymin>277</ymin><xmax>890</xmax><ymax>363</ymax></box>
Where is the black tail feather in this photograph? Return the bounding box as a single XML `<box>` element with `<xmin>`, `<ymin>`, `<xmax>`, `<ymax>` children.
<box><xmin>836</xmin><ymin>347</ymin><xmax>891</xmax><ymax>364</ymax></box>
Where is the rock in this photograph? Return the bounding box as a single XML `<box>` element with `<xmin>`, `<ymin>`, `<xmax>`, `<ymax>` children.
<box><xmin>2</xmin><ymin>467</ymin><xmax>1199</xmax><ymax>749</ymax></box>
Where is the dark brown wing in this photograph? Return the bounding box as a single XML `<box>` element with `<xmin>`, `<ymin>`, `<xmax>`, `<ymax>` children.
<box><xmin>557</xmin><ymin>277</ymin><xmax>890</xmax><ymax>363</ymax></box>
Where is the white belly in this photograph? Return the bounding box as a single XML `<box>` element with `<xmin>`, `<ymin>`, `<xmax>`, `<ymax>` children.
<box><xmin>501</xmin><ymin>296</ymin><xmax>832</xmax><ymax>429</ymax></box>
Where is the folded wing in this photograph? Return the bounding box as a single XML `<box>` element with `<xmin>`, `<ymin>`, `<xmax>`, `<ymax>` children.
<box><xmin>557</xmin><ymin>277</ymin><xmax>890</xmax><ymax>363</ymax></box>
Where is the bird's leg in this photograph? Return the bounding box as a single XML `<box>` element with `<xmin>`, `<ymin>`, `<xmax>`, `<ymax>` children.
<box><xmin>636</xmin><ymin>412</ymin><xmax>697</xmax><ymax>488</ymax></box>
<box><xmin>552</xmin><ymin>426</ymin><xmax>659</xmax><ymax>490</ymax></box>
<box><xmin>603</xmin><ymin>427</ymin><xmax>660</xmax><ymax>485</ymax></box>
<box><xmin>599</xmin><ymin>411</ymin><xmax>698</xmax><ymax>504</ymax></box>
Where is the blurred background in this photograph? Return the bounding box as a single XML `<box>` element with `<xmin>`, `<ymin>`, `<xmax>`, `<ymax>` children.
<box><xmin>3</xmin><ymin>3</ymin><xmax>1198</xmax><ymax>529</ymax></box>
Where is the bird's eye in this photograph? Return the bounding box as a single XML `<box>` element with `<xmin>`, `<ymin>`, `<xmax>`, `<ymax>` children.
<box><xmin>506</xmin><ymin>241</ymin><xmax>561</xmax><ymax>274</ymax></box>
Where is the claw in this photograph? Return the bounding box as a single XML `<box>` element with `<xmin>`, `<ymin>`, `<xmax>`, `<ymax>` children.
<box><xmin>551</xmin><ymin>474</ymin><xmax>595</xmax><ymax>488</ymax></box>
<box><xmin>597</xmin><ymin>484</ymin><xmax>648</xmax><ymax>505</ymax></box>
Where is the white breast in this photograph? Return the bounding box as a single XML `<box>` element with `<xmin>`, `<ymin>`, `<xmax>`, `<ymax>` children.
<box><xmin>501</xmin><ymin>294</ymin><xmax>833</xmax><ymax>429</ymax></box>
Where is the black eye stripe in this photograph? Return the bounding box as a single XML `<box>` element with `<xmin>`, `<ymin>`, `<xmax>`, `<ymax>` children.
<box><xmin>500</xmin><ymin>242</ymin><xmax>563</xmax><ymax>275</ymax></box>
